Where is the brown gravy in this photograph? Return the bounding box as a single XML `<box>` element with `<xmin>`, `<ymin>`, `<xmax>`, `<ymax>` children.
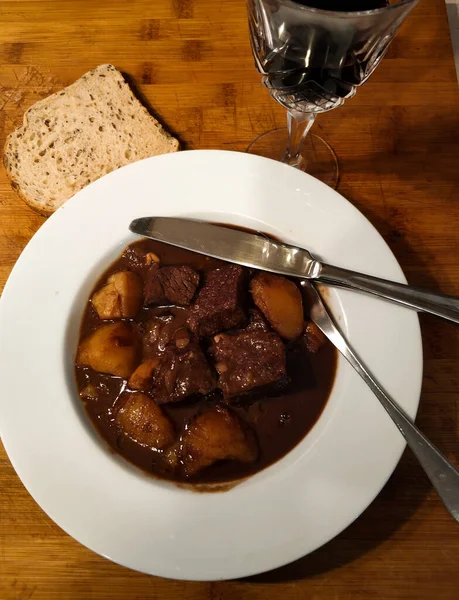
<box><xmin>75</xmin><ymin>239</ymin><xmax>337</xmax><ymax>485</ymax></box>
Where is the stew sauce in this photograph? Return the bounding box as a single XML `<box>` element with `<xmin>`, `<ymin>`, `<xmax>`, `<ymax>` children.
<box><xmin>75</xmin><ymin>239</ymin><xmax>337</xmax><ymax>485</ymax></box>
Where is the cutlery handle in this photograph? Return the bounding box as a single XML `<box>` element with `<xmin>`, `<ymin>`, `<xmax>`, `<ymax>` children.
<box><xmin>316</xmin><ymin>263</ymin><xmax>459</xmax><ymax>324</ymax></box>
<box><xmin>336</xmin><ymin>332</ymin><xmax>459</xmax><ymax>523</ymax></box>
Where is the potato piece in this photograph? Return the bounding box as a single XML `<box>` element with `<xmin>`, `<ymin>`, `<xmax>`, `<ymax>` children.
<box><xmin>92</xmin><ymin>281</ymin><xmax>121</xmax><ymax>319</ymax></box>
<box><xmin>77</xmin><ymin>322</ymin><xmax>139</xmax><ymax>378</ymax></box>
<box><xmin>92</xmin><ymin>271</ymin><xmax>142</xmax><ymax>319</ymax></box>
<box><xmin>110</xmin><ymin>271</ymin><xmax>143</xmax><ymax>317</ymax></box>
<box><xmin>116</xmin><ymin>392</ymin><xmax>175</xmax><ymax>449</ymax></box>
<box><xmin>250</xmin><ymin>273</ymin><xmax>304</xmax><ymax>340</ymax></box>
<box><xmin>181</xmin><ymin>406</ymin><xmax>258</xmax><ymax>477</ymax></box>
<box><xmin>145</xmin><ymin>252</ymin><xmax>160</xmax><ymax>266</ymax></box>
<box><xmin>128</xmin><ymin>358</ymin><xmax>160</xmax><ymax>391</ymax></box>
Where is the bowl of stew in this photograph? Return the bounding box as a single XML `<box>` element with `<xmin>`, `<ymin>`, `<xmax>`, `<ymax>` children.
<box><xmin>0</xmin><ymin>150</ymin><xmax>422</xmax><ymax>580</ymax></box>
<box><xmin>75</xmin><ymin>236</ymin><xmax>337</xmax><ymax>486</ymax></box>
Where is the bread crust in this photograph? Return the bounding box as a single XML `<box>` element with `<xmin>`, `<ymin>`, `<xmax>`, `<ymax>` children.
<box><xmin>3</xmin><ymin>64</ymin><xmax>179</xmax><ymax>215</ymax></box>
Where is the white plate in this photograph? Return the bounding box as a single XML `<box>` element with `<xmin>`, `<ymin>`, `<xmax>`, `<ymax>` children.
<box><xmin>0</xmin><ymin>150</ymin><xmax>422</xmax><ymax>581</ymax></box>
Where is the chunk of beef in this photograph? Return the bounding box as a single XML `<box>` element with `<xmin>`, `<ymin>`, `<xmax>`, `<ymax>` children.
<box><xmin>144</xmin><ymin>264</ymin><xmax>199</xmax><ymax>306</ymax></box>
<box><xmin>181</xmin><ymin>406</ymin><xmax>258</xmax><ymax>477</ymax></box>
<box><xmin>245</xmin><ymin>308</ymin><xmax>271</xmax><ymax>333</ymax></box>
<box><xmin>122</xmin><ymin>244</ymin><xmax>151</xmax><ymax>272</ymax></box>
<box><xmin>188</xmin><ymin>264</ymin><xmax>246</xmax><ymax>337</ymax></box>
<box><xmin>152</xmin><ymin>344</ymin><xmax>216</xmax><ymax>404</ymax></box>
<box><xmin>142</xmin><ymin>314</ymin><xmax>174</xmax><ymax>356</ymax></box>
<box><xmin>116</xmin><ymin>392</ymin><xmax>175</xmax><ymax>449</ymax></box>
<box><xmin>121</xmin><ymin>245</ymin><xmax>161</xmax><ymax>274</ymax></box>
<box><xmin>250</xmin><ymin>273</ymin><xmax>304</xmax><ymax>340</ymax></box>
<box><xmin>302</xmin><ymin>321</ymin><xmax>326</xmax><ymax>354</ymax></box>
<box><xmin>211</xmin><ymin>331</ymin><xmax>286</xmax><ymax>397</ymax></box>
<box><xmin>77</xmin><ymin>322</ymin><xmax>140</xmax><ymax>378</ymax></box>
<box><xmin>144</xmin><ymin>263</ymin><xmax>165</xmax><ymax>305</ymax></box>
<box><xmin>159</xmin><ymin>266</ymin><xmax>200</xmax><ymax>305</ymax></box>
<box><xmin>142</xmin><ymin>313</ymin><xmax>191</xmax><ymax>358</ymax></box>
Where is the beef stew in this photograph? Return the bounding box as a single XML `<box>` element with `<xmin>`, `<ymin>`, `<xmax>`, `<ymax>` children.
<box><xmin>75</xmin><ymin>238</ymin><xmax>337</xmax><ymax>485</ymax></box>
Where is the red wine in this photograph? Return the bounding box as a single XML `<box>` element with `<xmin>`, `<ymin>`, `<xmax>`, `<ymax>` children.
<box><xmin>265</xmin><ymin>50</ymin><xmax>378</xmax><ymax>107</ymax></box>
<box><xmin>292</xmin><ymin>0</ymin><xmax>389</xmax><ymax>10</ymax></box>
<box><xmin>261</xmin><ymin>1</ymin><xmax>392</xmax><ymax>110</ymax></box>
<box><xmin>248</xmin><ymin>0</ymin><xmax>403</xmax><ymax>112</ymax></box>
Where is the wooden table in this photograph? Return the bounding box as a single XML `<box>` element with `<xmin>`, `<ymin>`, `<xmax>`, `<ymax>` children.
<box><xmin>1</xmin><ymin>1</ymin><xmax>459</xmax><ymax>598</ymax></box>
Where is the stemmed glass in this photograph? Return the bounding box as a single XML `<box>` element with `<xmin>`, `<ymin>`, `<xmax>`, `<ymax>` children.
<box><xmin>246</xmin><ymin>0</ymin><xmax>420</xmax><ymax>187</ymax></box>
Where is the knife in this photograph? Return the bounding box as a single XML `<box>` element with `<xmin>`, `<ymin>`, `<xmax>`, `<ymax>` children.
<box><xmin>129</xmin><ymin>217</ymin><xmax>459</xmax><ymax>324</ymax></box>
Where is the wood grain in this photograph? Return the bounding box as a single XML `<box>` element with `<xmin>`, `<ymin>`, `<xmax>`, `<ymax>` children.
<box><xmin>1</xmin><ymin>0</ymin><xmax>459</xmax><ymax>598</ymax></box>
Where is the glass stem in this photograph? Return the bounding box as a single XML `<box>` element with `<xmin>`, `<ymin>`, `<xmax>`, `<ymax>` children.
<box><xmin>283</xmin><ymin>109</ymin><xmax>316</xmax><ymax>168</ymax></box>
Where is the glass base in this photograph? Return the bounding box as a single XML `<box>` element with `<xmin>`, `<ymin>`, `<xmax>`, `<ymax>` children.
<box><xmin>246</xmin><ymin>128</ymin><xmax>339</xmax><ymax>189</ymax></box>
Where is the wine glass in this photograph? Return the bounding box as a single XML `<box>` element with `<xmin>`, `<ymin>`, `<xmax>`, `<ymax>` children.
<box><xmin>246</xmin><ymin>0</ymin><xmax>420</xmax><ymax>187</ymax></box>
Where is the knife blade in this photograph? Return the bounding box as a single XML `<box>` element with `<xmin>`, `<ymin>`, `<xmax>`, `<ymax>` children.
<box><xmin>129</xmin><ymin>217</ymin><xmax>317</xmax><ymax>278</ymax></box>
<box><xmin>129</xmin><ymin>216</ymin><xmax>459</xmax><ymax>324</ymax></box>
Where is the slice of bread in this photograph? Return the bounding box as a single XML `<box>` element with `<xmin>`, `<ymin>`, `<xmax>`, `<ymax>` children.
<box><xmin>4</xmin><ymin>64</ymin><xmax>179</xmax><ymax>216</ymax></box>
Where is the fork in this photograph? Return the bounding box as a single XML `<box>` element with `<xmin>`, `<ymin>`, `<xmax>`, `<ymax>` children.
<box><xmin>301</xmin><ymin>281</ymin><xmax>459</xmax><ymax>523</ymax></box>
